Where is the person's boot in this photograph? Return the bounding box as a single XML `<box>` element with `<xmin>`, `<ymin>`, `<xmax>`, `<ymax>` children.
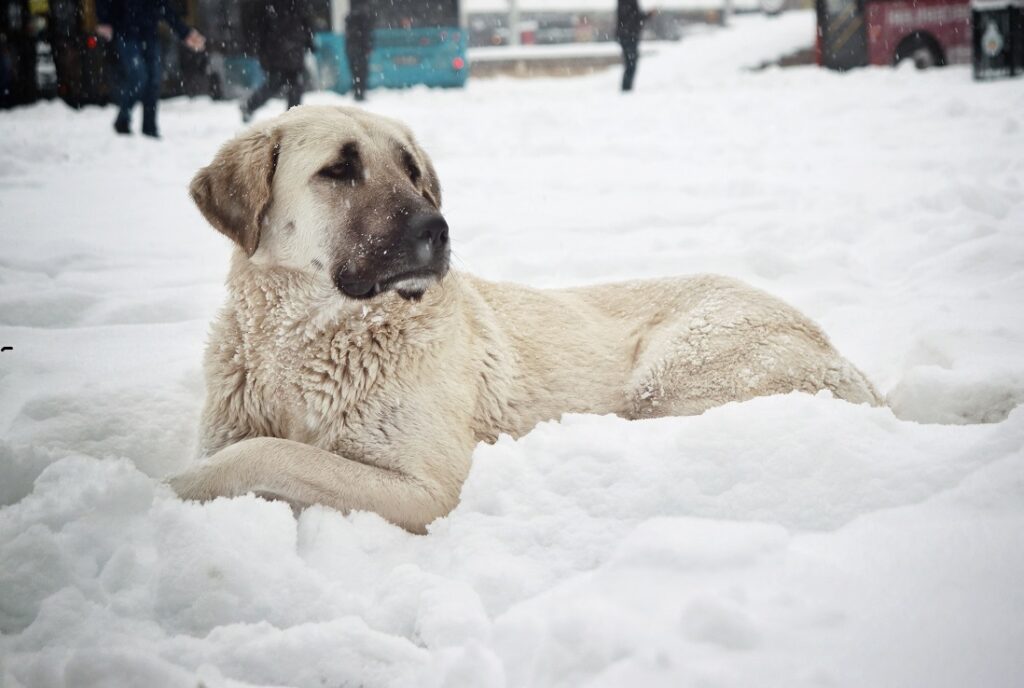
<box><xmin>113</xmin><ymin>118</ymin><xmax>131</xmax><ymax>135</ymax></box>
<box><xmin>142</xmin><ymin>107</ymin><xmax>159</xmax><ymax>138</ymax></box>
<box><xmin>240</xmin><ymin>103</ymin><xmax>253</xmax><ymax>124</ymax></box>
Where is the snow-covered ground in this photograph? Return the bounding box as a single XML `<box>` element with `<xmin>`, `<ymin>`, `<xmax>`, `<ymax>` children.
<box><xmin>2</xmin><ymin>11</ymin><xmax>1023</xmax><ymax>688</ymax></box>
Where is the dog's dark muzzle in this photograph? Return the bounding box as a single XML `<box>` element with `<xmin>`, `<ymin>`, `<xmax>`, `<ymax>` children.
<box><xmin>334</xmin><ymin>211</ymin><xmax>451</xmax><ymax>300</ymax></box>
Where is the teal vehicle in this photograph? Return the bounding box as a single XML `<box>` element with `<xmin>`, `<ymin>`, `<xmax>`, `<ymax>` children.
<box><xmin>316</xmin><ymin>0</ymin><xmax>468</xmax><ymax>95</ymax></box>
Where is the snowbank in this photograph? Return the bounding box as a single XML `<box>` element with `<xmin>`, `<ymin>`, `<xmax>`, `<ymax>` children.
<box><xmin>2</xmin><ymin>12</ymin><xmax>1023</xmax><ymax>688</ymax></box>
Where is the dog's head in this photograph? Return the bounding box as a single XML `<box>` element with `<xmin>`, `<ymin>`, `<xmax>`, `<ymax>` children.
<box><xmin>190</xmin><ymin>105</ymin><xmax>448</xmax><ymax>301</ymax></box>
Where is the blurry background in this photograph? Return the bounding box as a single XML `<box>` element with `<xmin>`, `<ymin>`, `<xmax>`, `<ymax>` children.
<box><xmin>2</xmin><ymin>0</ymin><xmax>1018</xmax><ymax>110</ymax></box>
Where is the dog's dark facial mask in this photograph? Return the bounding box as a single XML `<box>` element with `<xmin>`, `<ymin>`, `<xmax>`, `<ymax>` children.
<box><xmin>317</xmin><ymin>142</ymin><xmax>449</xmax><ymax>301</ymax></box>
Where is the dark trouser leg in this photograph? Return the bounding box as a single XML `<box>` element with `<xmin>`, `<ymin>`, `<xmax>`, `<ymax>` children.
<box><xmin>115</xmin><ymin>38</ymin><xmax>145</xmax><ymax>128</ymax></box>
<box><xmin>346</xmin><ymin>50</ymin><xmax>368</xmax><ymax>101</ymax></box>
<box><xmin>140</xmin><ymin>39</ymin><xmax>162</xmax><ymax>136</ymax></box>
<box><xmin>283</xmin><ymin>69</ymin><xmax>304</xmax><ymax>109</ymax></box>
<box><xmin>621</xmin><ymin>41</ymin><xmax>639</xmax><ymax>91</ymax></box>
<box><xmin>244</xmin><ymin>70</ymin><xmax>285</xmax><ymax>115</ymax></box>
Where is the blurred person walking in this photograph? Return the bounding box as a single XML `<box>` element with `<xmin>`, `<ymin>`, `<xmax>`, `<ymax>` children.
<box><xmin>96</xmin><ymin>0</ymin><xmax>205</xmax><ymax>137</ymax></box>
<box><xmin>616</xmin><ymin>0</ymin><xmax>650</xmax><ymax>91</ymax></box>
<box><xmin>345</xmin><ymin>6</ymin><xmax>374</xmax><ymax>102</ymax></box>
<box><xmin>241</xmin><ymin>0</ymin><xmax>316</xmax><ymax>123</ymax></box>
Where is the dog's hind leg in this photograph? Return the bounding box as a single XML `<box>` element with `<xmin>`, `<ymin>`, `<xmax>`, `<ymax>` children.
<box><xmin>168</xmin><ymin>437</ymin><xmax>468</xmax><ymax>534</ymax></box>
<box><xmin>627</xmin><ymin>315</ymin><xmax>881</xmax><ymax>419</ymax></box>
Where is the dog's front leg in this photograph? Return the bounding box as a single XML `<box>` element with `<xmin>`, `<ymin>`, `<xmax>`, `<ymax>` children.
<box><xmin>167</xmin><ymin>437</ymin><xmax>468</xmax><ymax>534</ymax></box>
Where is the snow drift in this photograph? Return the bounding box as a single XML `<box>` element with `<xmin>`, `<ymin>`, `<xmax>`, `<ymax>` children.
<box><xmin>2</xmin><ymin>12</ymin><xmax>1023</xmax><ymax>688</ymax></box>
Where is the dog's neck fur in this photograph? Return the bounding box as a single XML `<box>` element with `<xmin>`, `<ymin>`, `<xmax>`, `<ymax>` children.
<box><xmin>215</xmin><ymin>252</ymin><xmax>489</xmax><ymax>447</ymax></box>
<box><xmin>225</xmin><ymin>251</ymin><xmax>456</xmax><ymax>343</ymax></box>
<box><xmin>213</xmin><ymin>253</ymin><xmax>570</xmax><ymax>452</ymax></box>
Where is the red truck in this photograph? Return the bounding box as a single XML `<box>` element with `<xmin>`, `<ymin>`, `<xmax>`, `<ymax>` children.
<box><xmin>817</xmin><ymin>0</ymin><xmax>972</xmax><ymax>70</ymax></box>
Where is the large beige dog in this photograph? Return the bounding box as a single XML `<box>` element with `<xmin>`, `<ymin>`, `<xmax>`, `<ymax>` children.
<box><xmin>170</xmin><ymin>105</ymin><xmax>880</xmax><ymax>532</ymax></box>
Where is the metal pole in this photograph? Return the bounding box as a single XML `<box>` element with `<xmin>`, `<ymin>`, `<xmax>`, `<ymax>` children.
<box><xmin>331</xmin><ymin>0</ymin><xmax>350</xmax><ymax>33</ymax></box>
<box><xmin>509</xmin><ymin>0</ymin><xmax>520</xmax><ymax>45</ymax></box>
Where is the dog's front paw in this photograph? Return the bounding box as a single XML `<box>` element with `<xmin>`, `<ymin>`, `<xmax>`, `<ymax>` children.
<box><xmin>166</xmin><ymin>467</ymin><xmax>224</xmax><ymax>503</ymax></box>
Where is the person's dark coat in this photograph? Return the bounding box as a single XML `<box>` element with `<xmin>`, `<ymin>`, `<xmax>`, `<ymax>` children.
<box><xmin>255</xmin><ymin>0</ymin><xmax>315</xmax><ymax>72</ymax></box>
<box><xmin>96</xmin><ymin>0</ymin><xmax>190</xmax><ymax>41</ymax></box>
<box><xmin>616</xmin><ymin>0</ymin><xmax>645</xmax><ymax>46</ymax></box>
<box><xmin>344</xmin><ymin>11</ymin><xmax>374</xmax><ymax>57</ymax></box>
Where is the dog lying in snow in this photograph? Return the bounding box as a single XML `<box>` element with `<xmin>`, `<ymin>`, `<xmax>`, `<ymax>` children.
<box><xmin>169</xmin><ymin>105</ymin><xmax>880</xmax><ymax>532</ymax></box>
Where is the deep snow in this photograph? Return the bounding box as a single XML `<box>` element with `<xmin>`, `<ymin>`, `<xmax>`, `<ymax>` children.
<box><xmin>1</xmin><ymin>11</ymin><xmax>1023</xmax><ymax>688</ymax></box>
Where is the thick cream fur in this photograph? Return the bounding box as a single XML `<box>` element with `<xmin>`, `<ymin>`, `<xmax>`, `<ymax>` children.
<box><xmin>171</xmin><ymin>106</ymin><xmax>880</xmax><ymax>533</ymax></box>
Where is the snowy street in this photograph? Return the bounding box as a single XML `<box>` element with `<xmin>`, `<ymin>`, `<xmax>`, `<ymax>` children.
<box><xmin>2</xmin><ymin>11</ymin><xmax>1024</xmax><ymax>687</ymax></box>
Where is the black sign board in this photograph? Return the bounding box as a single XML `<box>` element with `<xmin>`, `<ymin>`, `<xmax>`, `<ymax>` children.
<box><xmin>973</xmin><ymin>0</ymin><xmax>1024</xmax><ymax>79</ymax></box>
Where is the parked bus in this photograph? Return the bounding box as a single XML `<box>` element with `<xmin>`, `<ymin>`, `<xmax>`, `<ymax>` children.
<box><xmin>316</xmin><ymin>0</ymin><xmax>468</xmax><ymax>94</ymax></box>
<box><xmin>816</xmin><ymin>0</ymin><xmax>971</xmax><ymax>70</ymax></box>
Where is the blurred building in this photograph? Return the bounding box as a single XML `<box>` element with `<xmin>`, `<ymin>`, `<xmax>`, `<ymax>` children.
<box><xmin>461</xmin><ymin>0</ymin><xmax>772</xmax><ymax>47</ymax></box>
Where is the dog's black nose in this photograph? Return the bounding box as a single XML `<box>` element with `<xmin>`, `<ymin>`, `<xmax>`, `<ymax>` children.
<box><xmin>411</xmin><ymin>213</ymin><xmax>449</xmax><ymax>245</ymax></box>
<box><xmin>407</xmin><ymin>211</ymin><xmax>448</xmax><ymax>244</ymax></box>
<box><xmin>406</xmin><ymin>212</ymin><xmax>449</xmax><ymax>263</ymax></box>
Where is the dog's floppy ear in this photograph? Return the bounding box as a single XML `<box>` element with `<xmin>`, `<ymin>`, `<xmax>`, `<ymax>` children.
<box><xmin>190</xmin><ymin>127</ymin><xmax>282</xmax><ymax>257</ymax></box>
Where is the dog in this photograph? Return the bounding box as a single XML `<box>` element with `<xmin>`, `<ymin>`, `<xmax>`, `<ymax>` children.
<box><xmin>169</xmin><ymin>105</ymin><xmax>880</xmax><ymax>533</ymax></box>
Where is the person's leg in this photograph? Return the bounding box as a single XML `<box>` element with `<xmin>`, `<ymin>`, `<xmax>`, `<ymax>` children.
<box><xmin>348</xmin><ymin>47</ymin><xmax>368</xmax><ymax>101</ymax></box>
<box><xmin>621</xmin><ymin>40</ymin><xmax>639</xmax><ymax>91</ymax></box>
<box><xmin>284</xmin><ymin>69</ymin><xmax>304</xmax><ymax>109</ymax></box>
<box><xmin>140</xmin><ymin>39</ymin><xmax>162</xmax><ymax>137</ymax></box>
<box><xmin>115</xmin><ymin>38</ymin><xmax>145</xmax><ymax>131</ymax></box>
<box><xmin>347</xmin><ymin>48</ymin><xmax>367</xmax><ymax>101</ymax></box>
<box><xmin>242</xmin><ymin>70</ymin><xmax>284</xmax><ymax>120</ymax></box>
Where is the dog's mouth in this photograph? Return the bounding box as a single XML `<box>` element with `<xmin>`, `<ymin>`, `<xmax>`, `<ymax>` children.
<box><xmin>335</xmin><ymin>266</ymin><xmax>447</xmax><ymax>302</ymax></box>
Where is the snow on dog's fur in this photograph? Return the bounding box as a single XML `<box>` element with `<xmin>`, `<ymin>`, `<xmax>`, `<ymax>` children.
<box><xmin>170</xmin><ymin>105</ymin><xmax>880</xmax><ymax>533</ymax></box>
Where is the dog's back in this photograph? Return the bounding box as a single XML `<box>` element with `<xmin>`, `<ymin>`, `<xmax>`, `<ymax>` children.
<box><xmin>466</xmin><ymin>273</ymin><xmax>881</xmax><ymax>426</ymax></box>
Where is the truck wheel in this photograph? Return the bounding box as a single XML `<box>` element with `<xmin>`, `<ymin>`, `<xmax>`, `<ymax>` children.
<box><xmin>894</xmin><ymin>33</ymin><xmax>944</xmax><ymax>69</ymax></box>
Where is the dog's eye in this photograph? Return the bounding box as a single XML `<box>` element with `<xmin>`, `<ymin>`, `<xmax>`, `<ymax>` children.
<box><xmin>401</xmin><ymin>149</ymin><xmax>421</xmax><ymax>186</ymax></box>
<box><xmin>318</xmin><ymin>160</ymin><xmax>362</xmax><ymax>183</ymax></box>
<box><xmin>319</xmin><ymin>143</ymin><xmax>364</xmax><ymax>184</ymax></box>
